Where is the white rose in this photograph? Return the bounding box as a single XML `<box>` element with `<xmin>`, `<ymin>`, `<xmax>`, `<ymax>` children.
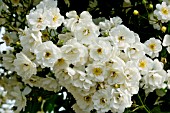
<box><xmin>34</xmin><ymin>41</ymin><xmax>62</xmax><ymax>68</ymax></box>
<box><xmin>13</xmin><ymin>52</ymin><xmax>37</xmax><ymax>80</ymax></box>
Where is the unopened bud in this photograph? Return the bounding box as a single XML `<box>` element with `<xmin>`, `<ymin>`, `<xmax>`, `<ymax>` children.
<box><xmin>30</xmin><ymin>97</ymin><xmax>32</xmax><ymax>101</ymax></box>
<box><xmin>16</xmin><ymin>41</ymin><xmax>20</xmax><ymax>45</ymax></box>
<box><xmin>161</xmin><ymin>57</ymin><xmax>167</xmax><ymax>64</ymax></box>
<box><xmin>113</xmin><ymin>84</ymin><xmax>120</xmax><ymax>88</ymax></box>
<box><xmin>133</xmin><ymin>10</ymin><xmax>139</xmax><ymax>15</ymax></box>
<box><xmin>38</xmin><ymin>96</ymin><xmax>42</xmax><ymax>102</ymax></box>
<box><xmin>103</xmin><ymin>32</ymin><xmax>109</xmax><ymax>37</ymax></box>
<box><xmin>161</xmin><ymin>26</ymin><xmax>167</xmax><ymax>33</ymax></box>
<box><xmin>149</xmin><ymin>4</ymin><xmax>153</xmax><ymax>9</ymax></box>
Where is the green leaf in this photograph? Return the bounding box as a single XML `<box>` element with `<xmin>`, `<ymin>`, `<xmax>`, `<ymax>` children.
<box><xmin>160</xmin><ymin>48</ymin><xmax>168</xmax><ymax>58</ymax></box>
<box><xmin>156</xmin><ymin>89</ymin><xmax>167</xmax><ymax>97</ymax></box>
<box><xmin>151</xmin><ymin>106</ymin><xmax>170</xmax><ymax>113</ymax></box>
<box><xmin>151</xmin><ymin>106</ymin><xmax>161</xmax><ymax>113</ymax></box>
<box><xmin>124</xmin><ymin>108</ymin><xmax>132</xmax><ymax>113</ymax></box>
<box><xmin>87</xmin><ymin>0</ymin><xmax>98</xmax><ymax>11</ymax></box>
<box><xmin>168</xmin><ymin>21</ymin><xmax>170</xmax><ymax>34</ymax></box>
<box><xmin>64</xmin><ymin>0</ymin><xmax>70</xmax><ymax>7</ymax></box>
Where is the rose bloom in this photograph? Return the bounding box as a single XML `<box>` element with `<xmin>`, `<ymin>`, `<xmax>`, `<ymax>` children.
<box><xmin>13</xmin><ymin>52</ymin><xmax>37</xmax><ymax>80</ymax></box>
<box><xmin>34</xmin><ymin>41</ymin><xmax>62</xmax><ymax>68</ymax></box>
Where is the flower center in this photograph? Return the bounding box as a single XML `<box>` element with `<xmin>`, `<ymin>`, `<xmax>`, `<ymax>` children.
<box><xmin>149</xmin><ymin>43</ymin><xmax>156</xmax><ymax>51</ymax></box>
<box><xmin>161</xmin><ymin>7</ymin><xmax>169</xmax><ymax>15</ymax></box>
<box><xmin>116</xmin><ymin>94</ymin><xmax>122</xmax><ymax>101</ymax></box>
<box><xmin>58</xmin><ymin>58</ymin><xmax>65</xmax><ymax>65</ymax></box>
<box><xmin>118</xmin><ymin>36</ymin><xmax>125</xmax><ymax>41</ymax></box>
<box><xmin>23</xmin><ymin>63</ymin><xmax>30</xmax><ymax>71</ymax></box>
<box><xmin>69</xmin><ymin>48</ymin><xmax>77</xmax><ymax>54</ymax></box>
<box><xmin>113</xmin><ymin>84</ymin><xmax>120</xmax><ymax>88</ymax></box>
<box><xmin>93</xmin><ymin>68</ymin><xmax>103</xmax><ymax>76</ymax></box>
<box><xmin>53</xmin><ymin>15</ymin><xmax>58</xmax><ymax>22</ymax></box>
<box><xmin>37</xmin><ymin>17</ymin><xmax>43</xmax><ymax>23</ymax></box>
<box><xmin>24</xmin><ymin>63</ymin><xmax>29</xmax><ymax>66</ymax></box>
<box><xmin>100</xmin><ymin>98</ymin><xmax>107</xmax><ymax>104</ymax></box>
<box><xmin>111</xmin><ymin>71</ymin><xmax>117</xmax><ymax>78</ymax></box>
<box><xmin>130</xmin><ymin>48</ymin><xmax>137</xmax><ymax>54</ymax></box>
<box><xmin>139</xmin><ymin>60</ymin><xmax>147</xmax><ymax>68</ymax></box>
<box><xmin>83</xmin><ymin>29</ymin><xmax>90</xmax><ymax>36</ymax></box>
<box><xmin>97</xmin><ymin>48</ymin><xmax>103</xmax><ymax>54</ymax></box>
<box><xmin>84</xmin><ymin>96</ymin><xmax>91</xmax><ymax>102</ymax></box>
<box><xmin>45</xmin><ymin>52</ymin><xmax>52</xmax><ymax>58</ymax></box>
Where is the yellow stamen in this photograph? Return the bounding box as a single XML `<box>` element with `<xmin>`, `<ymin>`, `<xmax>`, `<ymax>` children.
<box><xmin>57</xmin><ymin>58</ymin><xmax>65</xmax><ymax>65</ymax></box>
<box><xmin>139</xmin><ymin>60</ymin><xmax>147</xmax><ymax>68</ymax></box>
<box><xmin>97</xmin><ymin>48</ymin><xmax>103</xmax><ymax>54</ymax></box>
<box><xmin>92</xmin><ymin>68</ymin><xmax>103</xmax><ymax>76</ymax></box>
<box><xmin>45</xmin><ymin>52</ymin><xmax>51</xmax><ymax>58</ymax></box>
<box><xmin>161</xmin><ymin>7</ymin><xmax>169</xmax><ymax>15</ymax></box>
<box><xmin>118</xmin><ymin>36</ymin><xmax>125</xmax><ymax>41</ymax></box>
<box><xmin>149</xmin><ymin>43</ymin><xmax>156</xmax><ymax>51</ymax></box>
<box><xmin>83</xmin><ymin>29</ymin><xmax>90</xmax><ymax>36</ymax></box>
<box><xmin>37</xmin><ymin>17</ymin><xmax>43</xmax><ymax>23</ymax></box>
<box><xmin>53</xmin><ymin>15</ymin><xmax>58</xmax><ymax>22</ymax></box>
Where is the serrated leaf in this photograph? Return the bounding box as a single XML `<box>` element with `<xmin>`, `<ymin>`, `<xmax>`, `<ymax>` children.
<box><xmin>87</xmin><ymin>0</ymin><xmax>98</xmax><ymax>11</ymax></box>
<box><xmin>89</xmin><ymin>0</ymin><xmax>98</xmax><ymax>8</ymax></box>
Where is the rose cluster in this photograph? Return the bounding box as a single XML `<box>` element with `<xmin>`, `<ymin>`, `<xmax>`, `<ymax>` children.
<box><xmin>0</xmin><ymin>0</ymin><xmax>170</xmax><ymax>113</ymax></box>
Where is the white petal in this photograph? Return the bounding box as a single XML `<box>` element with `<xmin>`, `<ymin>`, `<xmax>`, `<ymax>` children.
<box><xmin>163</xmin><ymin>34</ymin><xmax>170</xmax><ymax>46</ymax></box>
<box><xmin>167</xmin><ymin>46</ymin><xmax>170</xmax><ymax>53</ymax></box>
<box><xmin>22</xmin><ymin>86</ymin><xmax>32</xmax><ymax>95</ymax></box>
